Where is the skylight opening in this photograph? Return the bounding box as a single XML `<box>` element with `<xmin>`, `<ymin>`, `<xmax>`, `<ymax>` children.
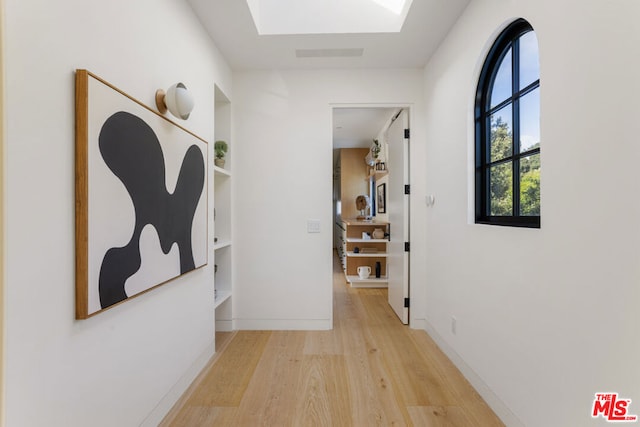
<box><xmin>246</xmin><ymin>0</ymin><xmax>413</xmax><ymax>35</ymax></box>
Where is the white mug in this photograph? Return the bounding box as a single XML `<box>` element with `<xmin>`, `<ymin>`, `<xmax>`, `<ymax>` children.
<box><xmin>357</xmin><ymin>266</ymin><xmax>371</xmax><ymax>279</ymax></box>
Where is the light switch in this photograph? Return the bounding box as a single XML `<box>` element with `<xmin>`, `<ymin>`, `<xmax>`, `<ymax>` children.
<box><xmin>307</xmin><ymin>219</ymin><xmax>321</xmax><ymax>233</ymax></box>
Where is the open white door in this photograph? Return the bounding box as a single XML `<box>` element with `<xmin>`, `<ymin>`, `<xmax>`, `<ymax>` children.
<box><xmin>386</xmin><ymin>109</ymin><xmax>409</xmax><ymax>324</ymax></box>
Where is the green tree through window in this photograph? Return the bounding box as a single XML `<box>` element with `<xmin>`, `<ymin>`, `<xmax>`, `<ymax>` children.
<box><xmin>489</xmin><ymin>117</ymin><xmax>513</xmax><ymax>216</ymax></box>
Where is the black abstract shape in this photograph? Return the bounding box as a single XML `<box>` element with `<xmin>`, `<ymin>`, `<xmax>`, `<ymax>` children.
<box><xmin>98</xmin><ymin>111</ymin><xmax>205</xmax><ymax>309</ymax></box>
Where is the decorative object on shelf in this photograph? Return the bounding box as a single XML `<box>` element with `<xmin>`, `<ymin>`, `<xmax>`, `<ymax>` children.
<box><xmin>357</xmin><ymin>266</ymin><xmax>371</xmax><ymax>279</ymax></box>
<box><xmin>365</xmin><ymin>139</ymin><xmax>382</xmax><ymax>166</ymax></box>
<box><xmin>375</xmin><ymin>162</ymin><xmax>386</xmax><ymax>171</ymax></box>
<box><xmin>372</xmin><ymin>228</ymin><xmax>385</xmax><ymax>239</ymax></box>
<box><xmin>377</xmin><ymin>183</ymin><xmax>387</xmax><ymax>214</ymax></box>
<box><xmin>355</xmin><ymin>194</ymin><xmax>371</xmax><ymax>220</ymax></box>
<box><xmin>214</xmin><ymin>140</ymin><xmax>228</xmax><ymax>168</ymax></box>
<box><xmin>362</xmin><ymin>232</ymin><xmax>370</xmax><ymax>240</ymax></box>
<box><xmin>372</xmin><ymin>139</ymin><xmax>381</xmax><ymax>159</ymax></box>
<box><xmin>354</xmin><ymin>247</ymin><xmax>360</xmax><ymax>253</ymax></box>
<box><xmin>75</xmin><ymin>70</ymin><xmax>208</xmax><ymax>319</ymax></box>
<box><xmin>375</xmin><ymin>261</ymin><xmax>381</xmax><ymax>278</ymax></box>
<box><xmin>155</xmin><ymin>82</ymin><xmax>194</xmax><ymax>120</ymax></box>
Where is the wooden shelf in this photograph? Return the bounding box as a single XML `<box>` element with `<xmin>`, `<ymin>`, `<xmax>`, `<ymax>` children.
<box><xmin>346</xmin><ymin>275</ymin><xmax>388</xmax><ymax>288</ymax></box>
<box><xmin>346</xmin><ymin>275</ymin><xmax>388</xmax><ymax>283</ymax></box>
<box><xmin>213</xmin><ymin>240</ymin><xmax>232</xmax><ymax>250</ymax></box>
<box><xmin>366</xmin><ymin>169</ymin><xmax>388</xmax><ymax>181</ymax></box>
<box><xmin>214</xmin><ymin>290</ymin><xmax>231</xmax><ymax>308</ymax></box>
<box><xmin>346</xmin><ymin>238</ymin><xmax>388</xmax><ymax>243</ymax></box>
<box><xmin>346</xmin><ymin>251</ymin><xmax>388</xmax><ymax>258</ymax></box>
<box><xmin>341</xmin><ymin>219</ymin><xmax>389</xmax><ymax>285</ymax></box>
<box><xmin>342</xmin><ymin>219</ymin><xmax>388</xmax><ymax>226</ymax></box>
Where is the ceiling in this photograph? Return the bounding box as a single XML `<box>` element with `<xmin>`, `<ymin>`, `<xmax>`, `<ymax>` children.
<box><xmin>186</xmin><ymin>0</ymin><xmax>471</xmax><ymax>70</ymax></box>
<box><xmin>185</xmin><ymin>0</ymin><xmax>470</xmax><ymax>153</ymax></box>
<box><xmin>333</xmin><ymin>107</ymin><xmax>398</xmax><ymax>149</ymax></box>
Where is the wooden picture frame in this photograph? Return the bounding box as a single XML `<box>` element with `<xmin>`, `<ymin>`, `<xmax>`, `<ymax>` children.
<box><xmin>377</xmin><ymin>183</ymin><xmax>386</xmax><ymax>214</ymax></box>
<box><xmin>75</xmin><ymin>70</ymin><xmax>208</xmax><ymax>319</ymax></box>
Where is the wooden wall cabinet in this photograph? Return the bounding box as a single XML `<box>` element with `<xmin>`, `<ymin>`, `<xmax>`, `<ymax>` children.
<box><xmin>337</xmin><ymin>148</ymin><xmax>370</xmax><ymax>219</ymax></box>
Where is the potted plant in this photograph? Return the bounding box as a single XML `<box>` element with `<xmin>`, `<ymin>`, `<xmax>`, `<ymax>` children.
<box><xmin>214</xmin><ymin>140</ymin><xmax>228</xmax><ymax>168</ymax></box>
<box><xmin>372</xmin><ymin>139</ymin><xmax>380</xmax><ymax>160</ymax></box>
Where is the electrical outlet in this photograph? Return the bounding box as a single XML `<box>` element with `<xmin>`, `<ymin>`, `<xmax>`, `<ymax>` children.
<box><xmin>451</xmin><ymin>316</ymin><xmax>457</xmax><ymax>335</ymax></box>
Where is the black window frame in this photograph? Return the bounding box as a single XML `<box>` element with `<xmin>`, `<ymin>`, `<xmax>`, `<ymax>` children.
<box><xmin>475</xmin><ymin>19</ymin><xmax>540</xmax><ymax>228</ymax></box>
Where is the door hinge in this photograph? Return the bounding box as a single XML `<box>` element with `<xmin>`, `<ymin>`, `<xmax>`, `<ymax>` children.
<box><xmin>404</xmin><ymin>184</ymin><xmax>410</xmax><ymax>195</ymax></box>
<box><xmin>404</xmin><ymin>298</ymin><xmax>410</xmax><ymax>308</ymax></box>
<box><xmin>404</xmin><ymin>242</ymin><xmax>410</xmax><ymax>252</ymax></box>
<box><xmin>404</xmin><ymin>128</ymin><xmax>410</xmax><ymax>139</ymax></box>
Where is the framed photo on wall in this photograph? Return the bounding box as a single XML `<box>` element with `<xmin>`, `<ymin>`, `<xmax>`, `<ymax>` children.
<box><xmin>377</xmin><ymin>183</ymin><xmax>386</xmax><ymax>214</ymax></box>
<box><xmin>75</xmin><ymin>69</ymin><xmax>208</xmax><ymax>319</ymax></box>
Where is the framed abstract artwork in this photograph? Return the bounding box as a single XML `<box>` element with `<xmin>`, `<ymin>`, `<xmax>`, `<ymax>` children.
<box><xmin>75</xmin><ymin>70</ymin><xmax>208</xmax><ymax>319</ymax></box>
<box><xmin>377</xmin><ymin>183</ymin><xmax>386</xmax><ymax>214</ymax></box>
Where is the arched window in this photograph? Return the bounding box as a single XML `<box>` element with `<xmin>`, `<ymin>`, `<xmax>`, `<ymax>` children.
<box><xmin>475</xmin><ymin>19</ymin><xmax>540</xmax><ymax>227</ymax></box>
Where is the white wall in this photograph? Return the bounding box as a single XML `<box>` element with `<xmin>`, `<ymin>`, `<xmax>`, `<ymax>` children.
<box><xmin>232</xmin><ymin>69</ymin><xmax>428</xmax><ymax>329</ymax></box>
<box><xmin>422</xmin><ymin>0</ymin><xmax>640</xmax><ymax>425</ymax></box>
<box><xmin>3</xmin><ymin>0</ymin><xmax>231</xmax><ymax>425</ymax></box>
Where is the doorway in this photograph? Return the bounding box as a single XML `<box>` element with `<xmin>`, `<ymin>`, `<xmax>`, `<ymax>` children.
<box><xmin>332</xmin><ymin>106</ymin><xmax>410</xmax><ymax>324</ymax></box>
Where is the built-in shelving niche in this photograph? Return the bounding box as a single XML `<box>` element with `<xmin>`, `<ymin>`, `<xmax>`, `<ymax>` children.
<box><xmin>213</xmin><ymin>85</ymin><xmax>233</xmax><ymax>337</ymax></box>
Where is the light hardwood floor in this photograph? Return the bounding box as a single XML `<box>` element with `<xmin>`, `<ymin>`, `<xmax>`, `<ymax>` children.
<box><xmin>161</xmin><ymin>253</ymin><xmax>504</xmax><ymax>426</ymax></box>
